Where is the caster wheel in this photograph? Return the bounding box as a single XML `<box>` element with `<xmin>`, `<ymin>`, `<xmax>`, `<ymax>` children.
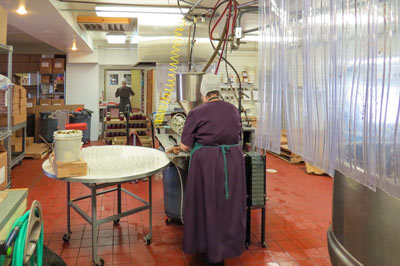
<box><xmin>245</xmin><ymin>242</ymin><xmax>250</xmax><ymax>249</ymax></box>
<box><xmin>262</xmin><ymin>241</ymin><xmax>267</xmax><ymax>248</ymax></box>
<box><xmin>165</xmin><ymin>217</ymin><xmax>172</xmax><ymax>225</ymax></box>
<box><xmin>144</xmin><ymin>236</ymin><xmax>152</xmax><ymax>246</ymax></box>
<box><xmin>63</xmin><ymin>233</ymin><xmax>71</xmax><ymax>242</ymax></box>
<box><xmin>94</xmin><ymin>257</ymin><xmax>104</xmax><ymax>266</ymax></box>
<box><xmin>113</xmin><ymin>219</ymin><xmax>120</xmax><ymax>225</ymax></box>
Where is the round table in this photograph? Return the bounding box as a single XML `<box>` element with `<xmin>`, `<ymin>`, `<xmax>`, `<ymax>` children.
<box><xmin>42</xmin><ymin>145</ymin><xmax>170</xmax><ymax>266</ymax></box>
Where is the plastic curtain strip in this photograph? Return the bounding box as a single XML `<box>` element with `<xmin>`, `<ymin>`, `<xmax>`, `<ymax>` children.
<box><xmin>335</xmin><ymin>0</ymin><xmax>400</xmax><ymax>195</ymax></box>
<box><xmin>256</xmin><ymin>0</ymin><xmax>283</xmax><ymax>154</ymax></box>
<box><xmin>257</xmin><ymin>0</ymin><xmax>400</xmax><ymax>196</ymax></box>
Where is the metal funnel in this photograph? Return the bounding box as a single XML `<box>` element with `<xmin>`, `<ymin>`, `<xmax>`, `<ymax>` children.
<box><xmin>176</xmin><ymin>72</ymin><xmax>205</xmax><ymax>114</ymax></box>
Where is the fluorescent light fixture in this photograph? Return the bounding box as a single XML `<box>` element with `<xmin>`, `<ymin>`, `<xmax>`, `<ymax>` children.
<box><xmin>130</xmin><ymin>34</ymin><xmax>139</xmax><ymax>44</ymax></box>
<box><xmin>16</xmin><ymin>5</ymin><xmax>28</xmax><ymax>15</ymax></box>
<box><xmin>95</xmin><ymin>6</ymin><xmax>189</xmax><ymax>16</ymax></box>
<box><xmin>106</xmin><ymin>33</ymin><xmax>127</xmax><ymax>44</ymax></box>
<box><xmin>71</xmin><ymin>40</ymin><xmax>77</xmax><ymax>51</ymax></box>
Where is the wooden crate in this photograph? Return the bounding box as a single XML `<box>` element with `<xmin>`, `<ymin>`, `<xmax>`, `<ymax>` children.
<box><xmin>25</xmin><ymin>143</ymin><xmax>50</xmax><ymax>159</ymax></box>
<box><xmin>269</xmin><ymin>144</ymin><xmax>303</xmax><ymax>164</ymax></box>
<box><xmin>305</xmin><ymin>162</ymin><xmax>325</xmax><ymax>175</ymax></box>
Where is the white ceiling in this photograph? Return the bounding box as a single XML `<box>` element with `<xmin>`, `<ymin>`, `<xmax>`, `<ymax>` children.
<box><xmin>0</xmin><ymin>0</ymin><xmax>258</xmax><ymax>55</ymax></box>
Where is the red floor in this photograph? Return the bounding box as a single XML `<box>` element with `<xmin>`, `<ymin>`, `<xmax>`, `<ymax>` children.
<box><xmin>10</xmin><ymin>147</ymin><xmax>333</xmax><ymax>266</ymax></box>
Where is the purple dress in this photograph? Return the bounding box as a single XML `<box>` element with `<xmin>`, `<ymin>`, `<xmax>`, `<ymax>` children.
<box><xmin>181</xmin><ymin>100</ymin><xmax>246</xmax><ymax>263</ymax></box>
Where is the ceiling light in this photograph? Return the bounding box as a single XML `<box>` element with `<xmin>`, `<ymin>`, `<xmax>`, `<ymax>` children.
<box><xmin>95</xmin><ymin>6</ymin><xmax>188</xmax><ymax>17</ymax></box>
<box><xmin>71</xmin><ymin>40</ymin><xmax>77</xmax><ymax>51</ymax></box>
<box><xmin>16</xmin><ymin>5</ymin><xmax>28</xmax><ymax>15</ymax></box>
<box><xmin>130</xmin><ymin>34</ymin><xmax>139</xmax><ymax>44</ymax></box>
<box><xmin>106</xmin><ymin>33</ymin><xmax>126</xmax><ymax>44</ymax></box>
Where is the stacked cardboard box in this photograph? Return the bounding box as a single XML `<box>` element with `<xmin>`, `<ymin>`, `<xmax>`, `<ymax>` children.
<box><xmin>27</xmin><ymin>98</ymin><xmax>36</xmax><ymax>114</ymax></box>
<box><xmin>11</xmin><ymin>130</ymin><xmax>23</xmax><ymax>153</ymax></box>
<box><xmin>0</xmin><ymin>85</ymin><xmax>27</xmax><ymax>126</ymax></box>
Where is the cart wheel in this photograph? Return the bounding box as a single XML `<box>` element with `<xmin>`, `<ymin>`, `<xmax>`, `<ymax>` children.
<box><xmin>165</xmin><ymin>217</ymin><xmax>173</xmax><ymax>225</ymax></box>
<box><xmin>63</xmin><ymin>233</ymin><xmax>71</xmax><ymax>242</ymax></box>
<box><xmin>113</xmin><ymin>219</ymin><xmax>120</xmax><ymax>225</ymax></box>
<box><xmin>144</xmin><ymin>235</ymin><xmax>152</xmax><ymax>246</ymax></box>
<box><xmin>94</xmin><ymin>257</ymin><xmax>104</xmax><ymax>266</ymax></box>
<box><xmin>245</xmin><ymin>242</ymin><xmax>250</xmax><ymax>249</ymax></box>
<box><xmin>262</xmin><ymin>241</ymin><xmax>267</xmax><ymax>248</ymax></box>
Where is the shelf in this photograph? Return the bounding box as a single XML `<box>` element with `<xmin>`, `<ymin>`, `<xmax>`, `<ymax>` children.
<box><xmin>128</xmin><ymin>120</ymin><xmax>148</xmax><ymax>123</ymax></box>
<box><xmin>129</xmin><ymin>128</ymin><xmax>148</xmax><ymax>132</ymax></box>
<box><xmin>40</xmin><ymin>92</ymin><xmax>64</xmax><ymax>95</ymax></box>
<box><xmin>0</xmin><ymin>130</ymin><xmax>11</xmax><ymax>141</ymax></box>
<box><xmin>11</xmin><ymin>152</ymin><xmax>24</xmax><ymax>168</ymax></box>
<box><xmin>105</xmin><ymin>128</ymin><xmax>126</xmax><ymax>133</ymax></box>
<box><xmin>12</xmin><ymin>122</ymin><xmax>27</xmax><ymax>131</ymax></box>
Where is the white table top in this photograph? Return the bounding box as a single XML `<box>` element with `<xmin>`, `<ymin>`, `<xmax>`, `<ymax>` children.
<box><xmin>42</xmin><ymin>145</ymin><xmax>170</xmax><ymax>183</ymax></box>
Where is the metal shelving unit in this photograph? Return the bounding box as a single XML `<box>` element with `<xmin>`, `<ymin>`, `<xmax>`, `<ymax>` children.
<box><xmin>0</xmin><ymin>43</ymin><xmax>14</xmax><ymax>188</ymax></box>
<box><xmin>36</xmin><ymin>71</ymin><xmax>66</xmax><ymax>104</ymax></box>
<box><xmin>11</xmin><ymin>121</ymin><xmax>26</xmax><ymax>168</ymax></box>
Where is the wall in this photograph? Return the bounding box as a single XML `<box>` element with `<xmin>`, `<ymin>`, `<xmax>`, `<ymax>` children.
<box><xmin>66</xmin><ymin>63</ymin><xmax>99</xmax><ymax>141</ymax></box>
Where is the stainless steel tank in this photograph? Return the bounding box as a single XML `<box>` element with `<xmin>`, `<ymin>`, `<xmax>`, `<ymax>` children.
<box><xmin>176</xmin><ymin>72</ymin><xmax>205</xmax><ymax>114</ymax></box>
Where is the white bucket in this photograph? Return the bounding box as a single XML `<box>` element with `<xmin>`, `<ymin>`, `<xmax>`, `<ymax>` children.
<box><xmin>53</xmin><ymin>130</ymin><xmax>83</xmax><ymax>162</ymax></box>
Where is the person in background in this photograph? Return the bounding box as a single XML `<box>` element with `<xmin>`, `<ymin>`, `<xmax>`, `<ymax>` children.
<box><xmin>179</xmin><ymin>73</ymin><xmax>246</xmax><ymax>266</ymax></box>
<box><xmin>115</xmin><ymin>78</ymin><xmax>134</xmax><ymax>113</ymax></box>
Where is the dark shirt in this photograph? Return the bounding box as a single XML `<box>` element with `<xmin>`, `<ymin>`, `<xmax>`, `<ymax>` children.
<box><xmin>115</xmin><ymin>86</ymin><xmax>135</xmax><ymax>99</ymax></box>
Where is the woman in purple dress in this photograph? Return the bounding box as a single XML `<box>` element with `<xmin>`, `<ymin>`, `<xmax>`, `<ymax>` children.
<box><xmin>179</xmin><ymin>73</ymin><xmax>246</xmax><ymax>265</ymax></box>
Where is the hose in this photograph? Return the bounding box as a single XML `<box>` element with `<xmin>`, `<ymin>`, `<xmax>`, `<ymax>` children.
<box><xmin>0</xmin><ymin>210</ymin><xmax>44</xmax><ymax>266</ymax></box>
<box><xmin>175</xmin><ymin>164</ymin><xmax>185</xmax><ymax>225</ymax></box>
<box><xmin>154</xmin><ymin>19</ymin><xmax>186</xmax><ymax>126</ymax></box>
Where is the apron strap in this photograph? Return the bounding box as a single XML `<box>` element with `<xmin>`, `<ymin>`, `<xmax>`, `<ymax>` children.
<box><xmin>189</xmin><ymin>142</ymin><xmax>240</xmax><ymax>199</ymax></box>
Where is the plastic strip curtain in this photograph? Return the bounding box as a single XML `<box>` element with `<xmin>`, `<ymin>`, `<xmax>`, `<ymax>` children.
<box><xmin>335</xmin><ymin>0</ymin><xmax>400</xmax><ymax>196</ymax></box>
<box><xmin>256</xmin><ymin>0</ymin><xmax>284</xmax><ymax>154</ymax></box>
<box><xmin>258</xmin><ymin>0</ymin><xmax>400</xmax><ymax>196</ymax></box>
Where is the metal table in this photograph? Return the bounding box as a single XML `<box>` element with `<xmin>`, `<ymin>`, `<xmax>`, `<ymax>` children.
<box><xmin>42</xmin><ymin>146</ymin><xmax>170</xmax><ymax>266</ymax></box>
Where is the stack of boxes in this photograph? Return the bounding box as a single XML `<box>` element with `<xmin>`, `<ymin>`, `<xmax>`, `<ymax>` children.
<box><xmin>11</xmin><ymin>130</ymin><xmax>23</xmax><ymax>153</ymax></box>
<box><xmin>0</xmin><ymin>85</ymin><xmax>27</xmax><ymax>126</ymax></box>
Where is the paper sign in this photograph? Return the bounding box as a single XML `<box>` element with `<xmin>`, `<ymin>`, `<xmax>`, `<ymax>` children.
<box><xmin>27</xmin><ymin>102</ymin><xmax>33</xmax><ymax>107</ymax></box>
<box><xmin>55</xmin><ymin>63</ymin><xmax>62</xmax><ymax>68</ymax></box>
<box><xmin>0</xmin><ymin>166</ymin><xmax>5</xmax><ymax>185</ymax></box>
<box><xmin>41</xmin><ymin>62</ymin><xmax>49</xmax><ymax>67</ymax></box>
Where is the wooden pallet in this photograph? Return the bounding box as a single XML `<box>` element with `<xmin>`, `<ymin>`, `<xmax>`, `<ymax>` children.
<box><xmin>305</xmin><ymin>162</ymin><xmax>325</xmax><ymax>175</ymax></box>
<box><xmin>269</xmin><ymin>144</ymin><xmax>303</xmax><ymax>164</ymax></box>
<box><xmin>25</xmin><ymin>144</ymin><xmax>50</xmax><ymax>159</ymax></box>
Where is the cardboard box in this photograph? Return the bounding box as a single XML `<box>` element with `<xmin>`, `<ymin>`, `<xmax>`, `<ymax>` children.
<box><xmin>39</xmin><ymin>99</ymin><xmax>52</xmax><ymax>106</ymax></box>
<box><xmin>0</xmin><ymin>7</ymin><xmax>7</xmax><ymax>45</ymax></box>
<box><xmin>12</xmin><ymin>113</ymin><xmax>26</xmax><ymax>125</ymax></box>
<box><xmin>20</xmin><ymin>97</ymin><xmax>27</xmax><ymax>107</ymax></box>
<box><xmin>0</xmin><ymin>152</ymin><xmax>7</xmax><ymax>191</ymax></box>
<box><xmin>51</xmin><ymin>154</ymin><xmax>87</xmax><ymax>178</ymax></box>
<box><xmin>19</xmin><ymin>87</ymin><xmax>26</xmax><ymax>99</ymax></box>
<box><xmin>52</xmin><ymin>99</ymin><xmax>64</xmax><ymax>106</ymax></box>
<box><xmin>40</xmin><ymin>58</ymin><xmax>53</xmax><ymax>74</ymax></box>
<box><xmin>40</xmin><ymin>75</ymin><xmax>51</xmax><ymax>84</ymax></box>
<box><xmin>11</xmin><ymin>137</ymin><xmax>23</xmax><ymax>153</ymax></box>
<box><xmin>53</xmin><ymin>58</ymin><xmax>65</xmax><ymax>74</ymax></box>
<box><xmin>26</xmin><ymin>137</ymin><xmax>34</xmax><ymax>147</ymax></box>
<box><xmin>27</xmin><ymin>98</ymin><xmax>37</xmax><ymax>114</ymax></box>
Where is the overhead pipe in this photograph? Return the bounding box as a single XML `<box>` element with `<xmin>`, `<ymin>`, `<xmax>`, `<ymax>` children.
<box><xmin>237</xmin><ymin>0</ymin><xmax>258</xmax><ymax>9</ymax></box>
<box><xmin>243</xmin><ymin>27</ymin><xmax>259</xmax><ymax>34</ymax></box>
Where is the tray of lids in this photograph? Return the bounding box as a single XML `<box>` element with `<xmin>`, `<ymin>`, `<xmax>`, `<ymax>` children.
<box><xmin>50</xmin><ymin>130</ymin><xmax>88</xmax><ymax>178</ymax></box>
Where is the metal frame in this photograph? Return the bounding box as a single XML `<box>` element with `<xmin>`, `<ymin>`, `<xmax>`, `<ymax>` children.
<box><xmin>37</xmin><ymin>71</ymin><xmax>66</xmax><ymax>104</ymax></box>
<box><xmin>11</xmin><ymin>122</ymin><xmax>26</xmax><ymax>168</ymax></box>
<box><xmin>64</xmin><ymin>179</ymin><xmax>153</xmax><ymax>265</ymax></box>
<box><xmin>0</xmin><ymin>44</ymin><xmax>13</xmax><ymax>188</ymax></box>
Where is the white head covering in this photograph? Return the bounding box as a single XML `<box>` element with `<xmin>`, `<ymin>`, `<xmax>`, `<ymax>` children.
<box><xmin>121</xmin><ymin>78</ymin><xmax>127</xmax><ymax>84</ymax></box>
<box><xmin>200</xmin><ymin>73</ymin><xmax>221</xmax><ymax>97</ymax></box>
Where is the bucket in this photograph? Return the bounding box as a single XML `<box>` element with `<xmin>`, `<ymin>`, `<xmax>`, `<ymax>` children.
<box><xmin>53</xmin><ymin>130</ymin><xmax>83</xmax><ymax>162</ymax></box>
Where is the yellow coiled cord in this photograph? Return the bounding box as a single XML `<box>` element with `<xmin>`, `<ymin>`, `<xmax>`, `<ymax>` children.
<box><xmin>154</xmin><ymin>19</ymin><xmax>186</xmax><ymax>126</ymax></box>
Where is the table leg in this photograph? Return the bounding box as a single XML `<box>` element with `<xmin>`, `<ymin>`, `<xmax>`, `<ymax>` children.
<box><xmin>91</xmin><ymin>185</ymin><xmax>103</xmax><ymax>265</ymax></box>
<box><xmin>114</xmin><ymin>184</ymin><xmax>122</xmax><ymax>224</ymax></box>
<box><xmin>246</xmin><ymin>206</ymin><xmax>251</xmax><ymax>248</ymax></box>
<box><xmin>63</xmin><ymin>182</ymin><xmax>72</xmax><ymax>242</ymax></box>
<box><xmin>261</xmin><ymin>207</ymin><xmax>266</xmax><ymax>248</ymax></box>
<box><xmin>144</xmin><ymin>176</ymin><xmax>152</xmax><ymax>245</ymax></box>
